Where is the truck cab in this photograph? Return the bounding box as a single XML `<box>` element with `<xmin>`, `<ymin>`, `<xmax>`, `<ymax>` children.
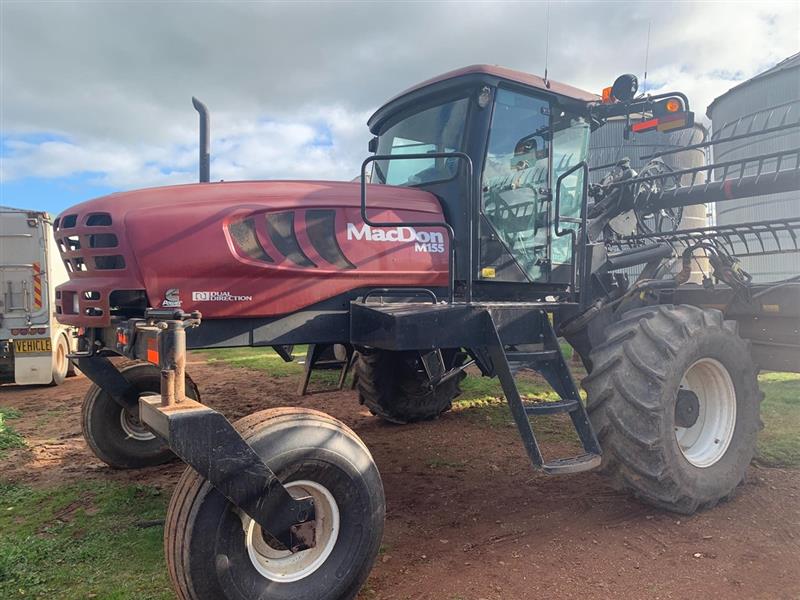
<box><xmin>1</xmin><ymin>207</ymin><xmax>75</xmax><ymax>385</ymax></box>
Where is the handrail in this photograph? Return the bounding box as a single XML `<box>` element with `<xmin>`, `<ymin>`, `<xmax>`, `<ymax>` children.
<box><xmin>360</xmin><ymin>152</ymin><xmax>474</xmax><ymax>304</ymax></box>
<box><xmin>554</xmin><ymin>161</ymin><xmax>590</xmax><ymax>303</ymax></box>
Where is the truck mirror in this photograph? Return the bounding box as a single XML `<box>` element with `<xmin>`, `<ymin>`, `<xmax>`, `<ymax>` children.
<box><xmin>368</xmin><ymin>137</ymin><xmax>379</xmax><ymax>153</ymax></box>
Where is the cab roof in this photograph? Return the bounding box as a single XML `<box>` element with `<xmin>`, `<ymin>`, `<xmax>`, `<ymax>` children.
<box><xmin>368</xmin><ymin>64</ymin><xmax>601</xmax><ymax>132</ymax></box>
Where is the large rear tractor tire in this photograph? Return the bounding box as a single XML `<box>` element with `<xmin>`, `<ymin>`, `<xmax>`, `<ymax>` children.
<box><xmin>165</xmin><ymin>408</ymin><xmax>385</xmax><ymax>600</ymax></box>
<box><xmin>81</xmin><ymin>360</ymin><xmax>200</xmax><ymax>469</ymax></box>
<box><xmin>582</xmin><ymin>305</ymin><xmax>761</xmax><ymax>514</ymax></box>
<box><xmin>356</xmin><ymin>349</ymin><xmax>466</xmax><ymax>424</ymax></box>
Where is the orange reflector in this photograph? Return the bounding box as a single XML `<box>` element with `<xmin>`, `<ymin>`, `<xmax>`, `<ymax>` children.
<box><xmin>602</xmin><ymin>86</ymin><xmax>614</xmax><ymax>103</ymax></box>
<box><xmin>665</xmin><ymin>99</ymin><xmax>681</xmax><ymax>112</ymax></box>
<box><xmin>146</xmin><ymin>338</ymin><xmax>159</xmax><ymax>365</ymax></box>
<box><xmin>631</xmin><ymin>118</ymin><xmax>660</xmax><ymax>133</ymax></box>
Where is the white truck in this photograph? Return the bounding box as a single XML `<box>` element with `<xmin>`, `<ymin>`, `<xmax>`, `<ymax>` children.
<box><xmin>1</xmin><ymin>206</ymin><xmax>75</xmax><ymax>385</ymax></box>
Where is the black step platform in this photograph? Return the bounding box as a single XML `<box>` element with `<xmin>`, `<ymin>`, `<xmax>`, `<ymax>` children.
<box><xmin>350</xmin><ymin>299</ymin><xmax>601</xmax><ymax>476</ymax></box>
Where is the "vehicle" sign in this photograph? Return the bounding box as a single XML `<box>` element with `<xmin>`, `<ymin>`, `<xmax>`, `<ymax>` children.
<box><xmin>14</xmin><ymin>338</ymin><xmax>52</xmax><ymax>354</ymax></box>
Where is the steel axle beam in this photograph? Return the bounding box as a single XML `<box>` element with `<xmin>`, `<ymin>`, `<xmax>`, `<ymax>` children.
<box><xmin>138</xmin><ymin>310</ymin><xmax>316</xmax><ymax>552</ymax></box>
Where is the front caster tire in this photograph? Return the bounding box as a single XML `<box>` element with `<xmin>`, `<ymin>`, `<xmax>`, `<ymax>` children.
<box><xmin>165</xmin><ymin>408</ymin><xmax>385</xmax><ymax>600</ymax></box>
<box><xmin>81</xmin><ymin>360</ymin><xmax>200</xmax><ymax>469</ymax></box>
<box><xmin>582</xmin><ymin>305</ymin><xmax>761</xmax><ymax>515</ymax></box>
<box><xmin>356</xmin><ymin>349</ymin><xmax>466</xmax><ymax>424</ymax></box>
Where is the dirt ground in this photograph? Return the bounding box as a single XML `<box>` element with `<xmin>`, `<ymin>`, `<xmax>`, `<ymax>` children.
<box><xmin>1</xmin><ymin>356</ymin><xmax>799</xmax><ymax>600</ymax></box>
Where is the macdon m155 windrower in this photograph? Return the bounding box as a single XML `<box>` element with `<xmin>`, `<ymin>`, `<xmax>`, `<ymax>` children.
<box><xmin>54</xmin><ymin>65</ymin><xmax>799</xmax><ymax>599</ymax></box>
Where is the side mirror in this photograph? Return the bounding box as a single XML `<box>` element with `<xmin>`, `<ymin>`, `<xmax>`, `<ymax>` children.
<box><xmin>368</xmin><ymin>137</ymin><xmax>379</xmax><ymax>153</ymax></box>
<box><xmin>611</xmin><ymin>74</ymin><xmax>638</xmax><ymax>103</ymax></box>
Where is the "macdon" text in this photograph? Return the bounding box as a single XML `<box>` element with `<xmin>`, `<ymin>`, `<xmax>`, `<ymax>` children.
<box><xmin>346</xmin><ymin>223</ymin><xmax>445</xmax><ymax>253</ymax></box>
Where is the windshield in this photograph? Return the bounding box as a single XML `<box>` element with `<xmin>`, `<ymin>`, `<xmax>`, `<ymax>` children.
<box><xmin>372</xmin><ymin>97</ymin><xmax>469</xmax><ymax>186</ymax></box>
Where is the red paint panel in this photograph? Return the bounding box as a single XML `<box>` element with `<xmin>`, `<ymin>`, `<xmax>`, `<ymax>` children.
<box><xmin>55</xmin><ymin>180</ymin><xmax>449</xmax><ymax>326</ymax></box>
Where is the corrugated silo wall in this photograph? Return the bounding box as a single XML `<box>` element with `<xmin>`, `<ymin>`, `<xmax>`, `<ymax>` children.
<box><xmin>588</xmin><ymin>120</ymin><xmax>708</xmax><ymax>279</ymax></box>
<box><xmin>709</xmin><ymin>65</ymin><xmax>800</xmax><ymax>282</ymax></box>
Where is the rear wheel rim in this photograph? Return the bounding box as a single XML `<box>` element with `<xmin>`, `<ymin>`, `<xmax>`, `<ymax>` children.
<box><xmin>243</xmin><ymin>479</ymin><xmax>340</xmax><ymax>583</ymax></box>
<box><xmin>675</xmin><ymin>358</ymin><xmax>737</xmax><ymax>468</ymax></box>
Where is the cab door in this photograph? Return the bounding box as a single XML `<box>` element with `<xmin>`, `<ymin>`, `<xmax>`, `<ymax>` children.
<box><xmin>480</xmin><ymin>88</ymin><xmax>552</xmax><ymax>282</ymax></box>
<box><xmin>479</xmin><ymin>88</ymin><xmax>591</xmax><ymax>286</ymax></box>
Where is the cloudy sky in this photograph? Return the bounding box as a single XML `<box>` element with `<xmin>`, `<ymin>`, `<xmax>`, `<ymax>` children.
<box><xmin>1</xmin><ymin>0</ymin><xmax>798</xmax><ymax>214</ymax></box>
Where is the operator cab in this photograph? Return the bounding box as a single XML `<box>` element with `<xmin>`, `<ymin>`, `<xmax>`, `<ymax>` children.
<box><xmin>366</xmin><ymin>65</ymin><xmax>599</xmax><ymax>301</ymax></box>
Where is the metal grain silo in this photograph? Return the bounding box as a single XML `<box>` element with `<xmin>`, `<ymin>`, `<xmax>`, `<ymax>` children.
<box><xmin>707</xmin><ymin>52</ymin><xmax>800</xmax><ymax>282</ymax></box>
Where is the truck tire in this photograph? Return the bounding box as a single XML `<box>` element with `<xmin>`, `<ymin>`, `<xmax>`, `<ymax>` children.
<box><xmin>356</xmin><ymin>349</ymin><xmax>466</xmax><ymax>424</ymax></box>
<box><xmin>582</xmin><ymin>305</ymin><xmax>761</xmax><ymax>514</ymax></box>
<box><xmin>165</xmin><ymin>407</ymin><xmax>385</xmax><ymax>600</ymax></box>
<box><xmin>81</xmin><ymin>361</ymin><xmax>200</xmax><ymax>469</ymax></box>
<box><xmin>49</xmin><ymin>334</ymin><xmax>70</xmax><ymax>386</ymax></box>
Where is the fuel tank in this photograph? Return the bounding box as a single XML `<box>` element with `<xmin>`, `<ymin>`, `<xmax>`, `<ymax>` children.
<box><xmin>54</xmin><ymin>180</ymin><xmax>449</xmax><ymax>327</ymax></box>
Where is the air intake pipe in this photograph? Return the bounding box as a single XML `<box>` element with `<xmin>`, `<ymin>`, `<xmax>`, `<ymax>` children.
<box><xmin>192</xmin><ymin>97</ymin><xmax>210</xmax><ymax>183</ymax></box>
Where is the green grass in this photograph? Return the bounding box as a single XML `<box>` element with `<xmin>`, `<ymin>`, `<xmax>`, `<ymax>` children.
<box><xmin>0</xmin><ymin>481</ymin><xmax>171</xmax><ymax>600</ymax></box>
<box><xmin>0</xmin><ymin>407</ymin><xmax>26</xmax><ymax>458</ymax></box>
<box><xmin>0</xmin><ymin>359</ymin><xmax>795</xmax><ymax>599</ymax></box>
<box><xmin>197</xmin><ymin>346</ymin><xmax>306</xmax><ymax>377</ymax></box>
<box><xmin>453</xmin><ymin>373</ymin><xmax>581</xmax><ymax>443</ymax></box>
<box><xmin>757</xmin><ymin>371</ymin><xmax>800</xmax><ymax>467</ymax></box>
<box><xmin>196</xmin><ymin>346</ymin><xmax>343</xmax><ymax>387</ymax></box>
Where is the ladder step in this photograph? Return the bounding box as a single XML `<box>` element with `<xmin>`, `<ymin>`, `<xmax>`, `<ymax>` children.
<box><xmin>542</xmin><ymin>453</ymin><xmax>602</xmax><ymax>475</ymax></box>
<box><xmin>523</xmin><ymin>398</ymin><xmax>580</xmax><ymax>415</ymax></box>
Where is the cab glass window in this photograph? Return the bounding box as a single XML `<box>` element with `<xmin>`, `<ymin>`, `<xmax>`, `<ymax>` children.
<box><xmin>551</xmin><ymin>113</ymin><xmax>591</xmax><ymax>265</ymax></box>
<box><xmin>373</xmin><ymin>98</ymin><xmax>469</xmax><ymax>186</ymax></box>
<box><xmin>482</xmin><ymin>88</ymin><xmax>551</xmax><ymax>281</ymax></box>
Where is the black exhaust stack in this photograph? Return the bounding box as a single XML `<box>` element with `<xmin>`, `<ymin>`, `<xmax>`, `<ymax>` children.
<box><xmin>192</xmin><ymin>97</ymin><xmax>210</xmax><ymax>183</ymax></box>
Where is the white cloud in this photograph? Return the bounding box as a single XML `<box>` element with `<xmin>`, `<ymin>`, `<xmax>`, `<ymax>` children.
<box><xmin>1</xmin><ymin>1</ymin><xmax>797</xmax><ymax>196</ymax></box>
<box><xmin>1</xmin><ymin>106</ymin><xmax>372</xmax><ymax>188</ymax></box>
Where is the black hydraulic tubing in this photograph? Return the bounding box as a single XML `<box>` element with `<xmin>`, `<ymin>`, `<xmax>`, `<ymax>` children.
<box><xmin>360</xmin><ymin>152</ymin><xmax>474</xmax><ymax>304</ymax></box>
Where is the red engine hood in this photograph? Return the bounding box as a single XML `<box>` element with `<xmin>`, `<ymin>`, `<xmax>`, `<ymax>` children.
<box><xmin>54</xmin><ymin>180</ymin><xmax>450</xmax><ymax>326</ymax></box>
